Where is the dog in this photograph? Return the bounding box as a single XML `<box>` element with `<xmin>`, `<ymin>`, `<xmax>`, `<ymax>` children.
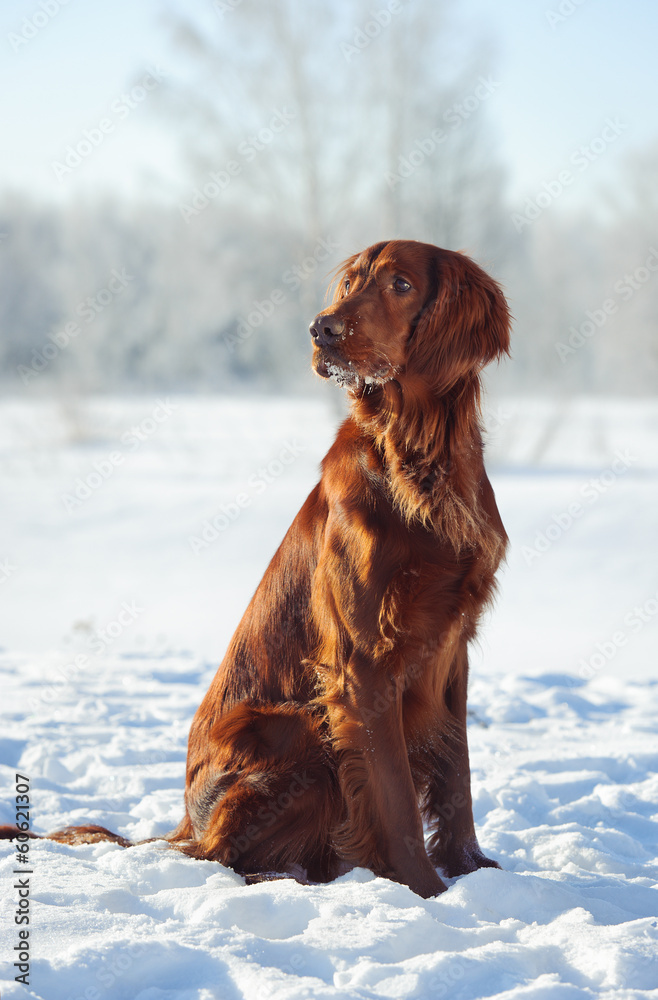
<box><xmin>1</xmin><ymin>240</ymin><xmax>510</xmax><ymax>899</ymax></box>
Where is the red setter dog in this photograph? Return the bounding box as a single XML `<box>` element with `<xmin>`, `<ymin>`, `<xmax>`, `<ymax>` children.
<box><xmin>1</xmin><ymin>240</ymin><xmax>510</xmax><ymax>898</ymax></box>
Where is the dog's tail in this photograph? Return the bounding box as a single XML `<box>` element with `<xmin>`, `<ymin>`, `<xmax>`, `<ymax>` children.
<box><xmin>0</xmin><ymin>816</ymin><xmax>196</xmax><ymax>849</ymax></box>
<box><xmin>0</xmin><ymin>823</ymin><xmax>133</xmax><ymax>847</ymax></box>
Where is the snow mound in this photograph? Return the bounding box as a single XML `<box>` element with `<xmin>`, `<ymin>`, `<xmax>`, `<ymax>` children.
<box><xmin>1</xmin><ymin>657</ymin><xmax>657</xmax><ymax>1000</ymax></box>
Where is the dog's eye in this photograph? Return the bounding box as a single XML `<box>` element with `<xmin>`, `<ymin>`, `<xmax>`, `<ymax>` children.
<box><xmin>344</xmin><ymin>280</ymin><xmax>350</xmax><ymax>294</ymax></box>
<box><xmin>393</xmin><ymin>277</ymin><xmax>411</xmax><ymax>293</ymax></box>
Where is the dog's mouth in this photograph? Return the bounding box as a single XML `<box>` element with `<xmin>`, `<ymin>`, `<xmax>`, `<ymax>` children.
<box><xmin>313</xmin><ymin>348</ymin><xmax>395</xmax><ymax>390</ymax></box>
<box><xmin>313</xmin><ymin>351</ymin><xmax>358</xmax><ymax>387</ymax></box>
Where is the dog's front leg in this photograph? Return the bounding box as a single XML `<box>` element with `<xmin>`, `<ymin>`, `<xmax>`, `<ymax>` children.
<box><xmin>425</xmin><ymin>644</ymin><xmax>501</xmax><ymax>876</ymax></box>
<box><xmin>330</xmin><ymin>651</ymin><xmax>447</xmax><ymax>898</ymax></box>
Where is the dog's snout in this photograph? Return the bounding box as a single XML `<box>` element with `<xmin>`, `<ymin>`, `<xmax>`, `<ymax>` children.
<box><xmin>309</xmin><ymin>314</ymin><xmax>346</xmax><ymax>347</ymax></box>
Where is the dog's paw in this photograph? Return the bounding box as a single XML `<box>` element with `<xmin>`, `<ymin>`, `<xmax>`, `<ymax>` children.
<box><xmin>434</xmin><ymin>841</ymin><xmax>501</xmax><ymax>878</ymax></box>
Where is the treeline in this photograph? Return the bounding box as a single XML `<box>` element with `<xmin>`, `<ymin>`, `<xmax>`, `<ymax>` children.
<box><xmin>1</xmin><ymin>0</ymin><xmax>656</xmax><ymax>396</ymax></box>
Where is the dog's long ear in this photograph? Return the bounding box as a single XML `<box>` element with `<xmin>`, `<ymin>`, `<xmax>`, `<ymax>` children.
<box><xmin>407</xmin><ymin>251</ymin><xmax>511</xmax><ymax>393</ymax></box>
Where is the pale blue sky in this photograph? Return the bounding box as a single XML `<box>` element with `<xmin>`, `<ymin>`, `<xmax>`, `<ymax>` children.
<box><xmin>1</xmin><ymin>0</ymin><xmax>656</xmax><ymax>209</ymax></box>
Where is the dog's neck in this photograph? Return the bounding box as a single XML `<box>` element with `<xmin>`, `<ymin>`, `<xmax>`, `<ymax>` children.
<box><xmin>351</xmin><ymin>375</ymin><xmax>494</xmax><ymax>554</ymax></box>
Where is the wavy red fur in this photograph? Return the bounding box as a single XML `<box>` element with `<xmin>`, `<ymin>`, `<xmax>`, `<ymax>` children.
<box><xmin>4</xmin><ymin>240</ymin><xmax>510</xmax><ymax>899</ymax></box>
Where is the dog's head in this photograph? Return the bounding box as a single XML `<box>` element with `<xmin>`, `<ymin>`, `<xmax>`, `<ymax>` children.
<box><xmin>310</xmin><ymin>240</ymin><xmax>510</xmax><ymax>395</ymax></box>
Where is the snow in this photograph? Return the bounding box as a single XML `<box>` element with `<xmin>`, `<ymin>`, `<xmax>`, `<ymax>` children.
<box><xmin>1</xmin><ymin>395</ymin><xmax>657</xmax><ymax>1000</ymax></box>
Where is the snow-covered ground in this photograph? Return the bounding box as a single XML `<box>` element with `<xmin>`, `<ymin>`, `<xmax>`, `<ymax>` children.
<box><xmin>1</xmin><ymin>395</ymin><xmax>657</xmax><ymax>1000</ymax></box>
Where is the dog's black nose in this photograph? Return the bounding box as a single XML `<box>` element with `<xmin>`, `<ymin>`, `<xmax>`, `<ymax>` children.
<box><xmin>309</xmin><ymin>314</ymin><xmax>346</xmax><ymax>348</ymax></box>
